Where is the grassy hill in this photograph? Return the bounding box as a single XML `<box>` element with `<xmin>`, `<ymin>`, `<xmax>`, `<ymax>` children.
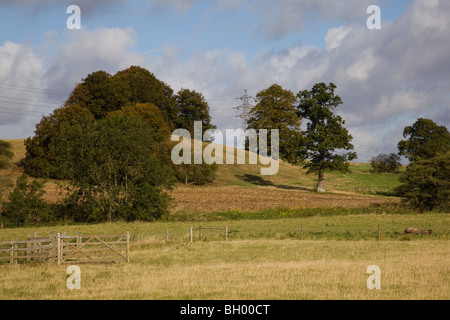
<box><xmin>0</xmin><ymin>139</ymin><xmax>402</xmax><ymax>214</ymax></box>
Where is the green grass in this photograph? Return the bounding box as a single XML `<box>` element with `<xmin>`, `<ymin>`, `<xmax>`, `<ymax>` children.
<box><xmin>326</xmin><ymin>163</ymin><xmax>403</xmax><ymax>196</ymax></box>
<box><xmin>1</xmin><ymin>213</ymin><xmax>448</xmax><ymax>243</ymax></box>
<box><xmin>1</xmin><ymin>139</ymin><xmax>403</xmax><ymax>197</ymax></box>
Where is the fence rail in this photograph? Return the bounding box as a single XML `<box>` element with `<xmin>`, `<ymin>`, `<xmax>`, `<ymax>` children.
<box><xmin>189</xmin><ymin>226</ymin><xmax>228</xmax><ymax>242</ymax></box>
<box><xmin>0</xmin><ymin>232</ymin><xmax>130</xmax><ymax>265</ymax></box>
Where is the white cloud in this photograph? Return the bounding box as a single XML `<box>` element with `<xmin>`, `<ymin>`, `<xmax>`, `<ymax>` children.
<box><xmin>0</xmin><ymin>41</ymin><xmax>49</xmax><ymax>138</ymax></box>
<box><xmin>325</xmin><ymin>25</ymin><xmax>352</xmax><ymax>51</ymax></box>
<box><xmin>45</xmin><ymin>27</ymin><xmax>146</xmax><ymax>93</ymax></box>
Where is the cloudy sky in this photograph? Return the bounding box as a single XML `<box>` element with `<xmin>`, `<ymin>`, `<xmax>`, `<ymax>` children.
<box><xmin>0</xmin><ymin>0</ymin><xmax>449</xmax><ymax>162</ymax></box>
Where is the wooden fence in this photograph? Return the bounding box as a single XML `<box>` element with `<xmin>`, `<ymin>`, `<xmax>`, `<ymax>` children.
<box><xmin>189</xmin><ymin>226</ymin><xmax>228</xmax><ymax>242</ymax></box>
<box><xmin>0</xmin><ymin>232</ymin><xmax>130</xmax><ymax>265</ymax></box>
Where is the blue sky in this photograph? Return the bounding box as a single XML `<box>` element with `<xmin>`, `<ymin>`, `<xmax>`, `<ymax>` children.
<box><xmin>0</xmin><ymin>0</ymin><xmax>449</xmax><ymax>162</ymax></box>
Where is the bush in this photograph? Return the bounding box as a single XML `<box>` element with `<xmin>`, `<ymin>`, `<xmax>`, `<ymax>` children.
<box><xmin>0</xmin><ymin>140</ymin><xmax>14</xmax><ymax>169</ymax></box>
<box><xmin>370</xmin><ymin>153</ymin><xmax>401</xmax><ymax>173</ymax></box>
<box><xmin>175</xmin><ymin>162</ymin><xmax>218</xmax><ymax>185</ymax></box>
<box><xmin>396</xmin><ymin>152</ymin><xmax>450</xmax><ymax>211</ymax></box>
<box><xmin>1</xmin><ymin>175</ymin><xmax>53</xmax><ymax>227</ymax></box>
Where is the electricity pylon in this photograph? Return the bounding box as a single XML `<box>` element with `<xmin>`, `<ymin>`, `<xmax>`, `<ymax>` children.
<box><xmin>234</xmin><ymin>89</ymin><xmax>256</xmax><ymax>129</ymax></box>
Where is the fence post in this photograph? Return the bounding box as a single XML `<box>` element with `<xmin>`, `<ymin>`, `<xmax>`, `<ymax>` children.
<box><xmin>378</xmin><ymin>225</ymin><xmax>381</xmax><ymax>241</ymax></box>
<box><xmin>9</xmin><ymin>240</ymin><xmax>14</xmax><ymax>264</ymax></box>
<box><xmin>225</xmin><ymin>226</ymin><xmax>228</xmax><ymax>241</ymax></box>
<box><xmin>126</xmin><ymin>231</ymin><xmax>130</xmax><ymax>263</ymax></box>
<box><xmin>57</xmin><ymin>233</ymin><xmax>61</xmax><ymax>266</ymax></box>
<box><xmin>189</xmin><ymin>227</ymin><xmax>193</xmax><ymax>243</ymax></box>
<box><xmin>137</xmin><ymin>233</ymin><xmax>140</xmax><ymax>249</ymax></box>
<box><xmin>49</xmin><ymin>232</ymin><xmax>56</xmax><ymax>264</ymax></box>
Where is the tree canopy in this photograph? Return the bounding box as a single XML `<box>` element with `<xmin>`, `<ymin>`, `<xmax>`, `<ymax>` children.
<box><xmin>175</xmin><ymin>88</ymin><xmax>215</xmax><ymax>135</ymax></box>
<box><xmin>246</xmin><ymin>83</ymin><xmax>302</xmax><ymax>163</ymax></box>
<box><xmin>22</xmin><ymin>66</ymin><xmax>215</xmax><ymax>180</ymax></box>
<box><xmin>398</xmin><ymin>118</ymin><xmax>450</xmax><ymax>163</ymax></box>
<box><xmin>54</xmin><ymin>114</ymin><xmax>176</xmax><ymax>222</ymax></box>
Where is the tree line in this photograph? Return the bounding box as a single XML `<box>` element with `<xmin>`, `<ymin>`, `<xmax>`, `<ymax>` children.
<box><xmin>0</xmin><ymin>66</ymin><xmax>448</xmax><ymax>227</ymax></box>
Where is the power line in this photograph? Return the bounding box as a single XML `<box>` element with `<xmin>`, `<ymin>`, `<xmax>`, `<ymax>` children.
<box><xmin>0</xmin><ymin>84</ymin><xmax>69</xmax><ymax>97</ymax></box>
<box><xmin>0</xmin><ymin>82</ymin><xmax>69</xmax><ymax>95</ymax></box>
<box><xmin>0</xmin><ymin>94</ymin><xmax>64</xmax><ymax>105</ymax></box>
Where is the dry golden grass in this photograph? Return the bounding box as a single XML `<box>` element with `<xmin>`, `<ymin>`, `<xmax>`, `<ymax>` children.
<box><xmin>0</xmin><ymin>240</ymin><xmax>448</xmax><ymax>300</ymax></box>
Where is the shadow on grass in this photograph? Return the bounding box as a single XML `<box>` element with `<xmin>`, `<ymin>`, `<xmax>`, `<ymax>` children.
<box><xmin>235</xmin><ymin>174</ymin><xmax>310</xmax><ymax>191</ymax></box>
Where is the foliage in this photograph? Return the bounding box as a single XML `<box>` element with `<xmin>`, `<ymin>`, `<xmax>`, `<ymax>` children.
<box><xmin>396</xmin><ymin>152</ymin><xmax>450</xmax><ymax>211</ymax></box>
<box><xmin>22</xmin><ymin>66</ymin><xmax>216</xmax><ymax>180</ymax></box>
<box><xmin>0</xmin><ymin>140</ymin><xmax>14</xmax><ymax>169</ymax></box>
<box><xmin>23</xmin><ymin>105</ymin><xmax>95</xmax><ymax>178</ymax></box>
<box><xmin>398</xmin><ymin>118</ymin><xmax>450</xmax><ymax>163</ymax></box>
<box><xmin>113</xmin><ymin>66</ymin><xmax>178</xmax><ymax>128</ymax></box>
<box><xmin>246</xmin><ymin>84</ymin><xmax>302</xmax><ymax>163</ymax></box>
<box><xmin>370</xmin><ymin>153</ymin><xmax>402</xmax><ymax>173</ymax></box>
<box><xmin>1</xmin><ymin>175</ymin><xmax>53</xmax><ymax>227</ymax></box>
<box><xmin>66</xmin><ymin>70</ymin><xmax>126</xmax><ymax>119</ymax></box>
<box><xmin>53</xmin><ymin>114</ymin><xmax>176</xmax><ymax>222</ymax></box>
<box><xmin>175</xmin><ymin>88</ymin><xmax>215</xmax><ymax>134</ymax></box>
<box><xmin>175</xmin><ymin>162</ymin><xmax>218</xmax><ymax>185</ymax></box>
<box><xmin>297</xmin><ymin>82</ymin><xmax>356</xmax><ymax>192</ymax></box>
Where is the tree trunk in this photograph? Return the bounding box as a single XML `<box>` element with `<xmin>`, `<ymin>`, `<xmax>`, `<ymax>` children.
<box><xmin>317</xmin><ymin>171</ymin><xmax>326</xmax><ymax>193</ymax></box>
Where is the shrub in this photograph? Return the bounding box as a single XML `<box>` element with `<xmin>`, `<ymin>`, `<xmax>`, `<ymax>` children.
<box><xmin>396</xmin><ymin>152</ymin><xmax>450</xmax><ymax>211</ymax></box>
<box><xmin>370</xmin><ymin>153</ymin><xmax>402</xmax><ymax>173</ymax></box>
<box><xmin>0</xmin><ymin>140</ymin><xmax>14</xmax><ymax>169</ymax></box>
<box><xmin>1</xmin><ymin>175</ymin><xmax>53</xmax><ymax>227</ymax></box>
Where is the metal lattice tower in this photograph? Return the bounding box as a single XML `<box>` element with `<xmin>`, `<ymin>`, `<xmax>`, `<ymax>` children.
<box><xmin>234</xmin><ymin>89</ymin><xmax>256</xmax><ymax>129</ymax></box>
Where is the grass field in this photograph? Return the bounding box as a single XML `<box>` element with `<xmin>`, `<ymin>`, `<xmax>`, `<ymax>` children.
<box><xmin>0</xmin><ymin>239</ymin><xmax>448</xmax><ymax>300</ymax></box>
<box><xmin>0</xmin><ymin>139</ymin><xmax>448</xmax><ymax>300</ymax></box>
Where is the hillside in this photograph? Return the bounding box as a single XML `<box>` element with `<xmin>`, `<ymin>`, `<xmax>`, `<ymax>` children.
<box><xmin>0</xmin><ymin>139</ymin><xmax>401</xmax><ymax>213</ymax></box>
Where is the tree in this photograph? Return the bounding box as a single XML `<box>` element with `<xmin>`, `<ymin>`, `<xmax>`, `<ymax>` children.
<box><xmin>54</xmin><ymin>114</ymin><xmax>176</xmax><ymax>222</ymax></box>
<box><xmin>175</xmin><ymin>88</ymin><xmax>215</xmax><ymax>135</ymax></box>
<box><xmin>297</xmin><ymin>82</ymin><xmax>356</xmax><ymax>192</ymax></box>
<box><xmin>370</xmin><ymin>153</ymin><xmax>402</xmax><ymax>173</ymax></box>
<box><xmin>0</xmin><ymin>140</ymin><xmax>14</xmax><ymax>169</ymax></box>
<box><xmin>398</xmin><ymin>118</ymin><xmax>450</xmax><ymax>163</ymax></box>
<box><xmin>1</xmin><ymin>175</ymin><xmax>52</xmax><ymax>227</ymax></box>
<box><xmin>396</xmin><ymin>152</ymin><xmax>449</xmax><ymax>211</ymax></box>
<box><xmin>246</xmin><ymin>84</ymin><xmax>303</xmax><ymax>163</ymax></box>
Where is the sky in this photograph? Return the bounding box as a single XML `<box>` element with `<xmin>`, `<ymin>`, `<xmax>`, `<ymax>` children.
<box><xmin>0</xmin><ymin>0</ymin><xmax>449</xmax><ymax>162</ymax></box>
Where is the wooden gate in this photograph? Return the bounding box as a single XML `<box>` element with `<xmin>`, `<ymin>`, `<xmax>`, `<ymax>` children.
<box><xmin>56</xmin><ymin>232</ymin><xmax>130</xmax><ymax>265</ymax></box>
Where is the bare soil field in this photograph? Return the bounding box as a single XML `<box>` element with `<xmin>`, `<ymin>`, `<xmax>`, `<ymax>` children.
<box><xmin>169</xmin><ymin>186</ymin><xmax>399</xmax><ymax>213</ymax></box>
